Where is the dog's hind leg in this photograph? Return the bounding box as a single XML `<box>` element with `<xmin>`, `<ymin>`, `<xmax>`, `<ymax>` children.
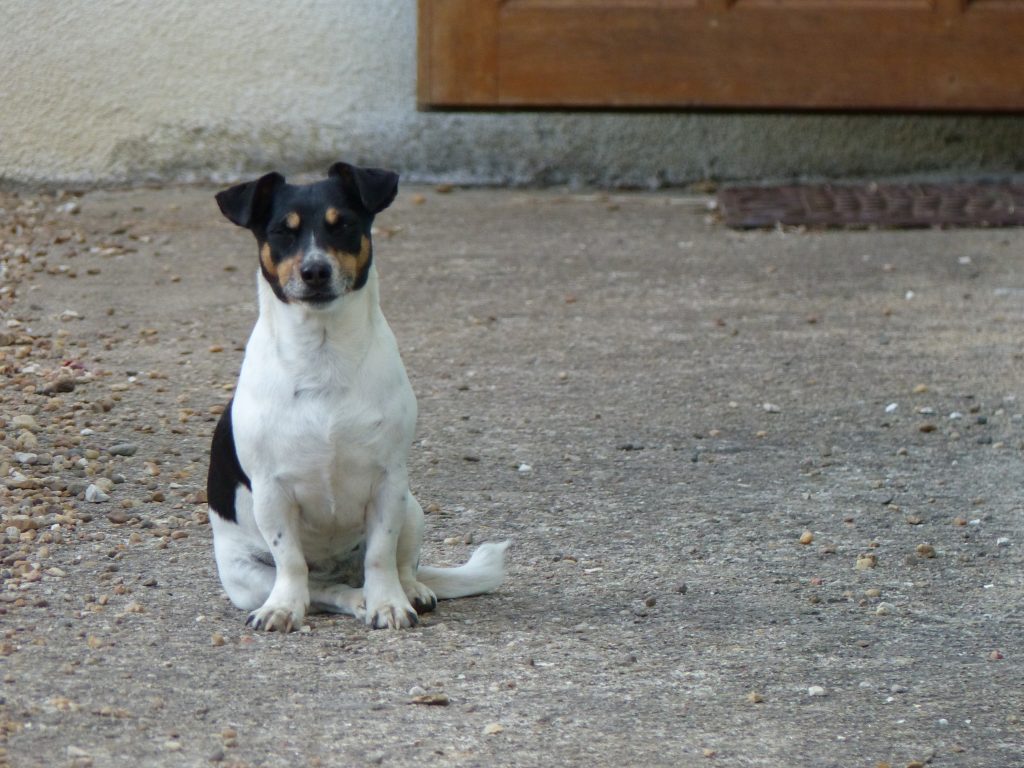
<box><xmin>210</xmin><ymin>508</ymin><xmax>275</xmax><ymax>611</ymax></box>
<box><xmin>310</xmin><ymin>583</ymin><xmax>366</xmax><ymax>619</ymax></box>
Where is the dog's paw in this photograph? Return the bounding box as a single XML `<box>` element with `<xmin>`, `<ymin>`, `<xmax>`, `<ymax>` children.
<box><xmin>246</xmin><ymin>600</ymin><xmax>305</xmax><ymax>633</ymax></box>
<box><xmin>365</xmin><ymin>598</ymin><xmax>419</xmax><ymax>629</ymax></box>
<box><xmin>403</xmin><ymin>580</ymin><xmax>438</xmax><ymax>615</ymax></box>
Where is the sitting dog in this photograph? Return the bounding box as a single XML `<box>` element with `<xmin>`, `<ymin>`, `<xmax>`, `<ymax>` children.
<box><xmin>206</xmin><ymin>162</ymin><xmax>507</xmax><ymax>632</ymax></box>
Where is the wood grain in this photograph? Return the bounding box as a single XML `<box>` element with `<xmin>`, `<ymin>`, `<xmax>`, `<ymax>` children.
<box><xmin>418</xmin><ymin>0</ymin><xmax>1024</xmax><ymax>110</ymax></box>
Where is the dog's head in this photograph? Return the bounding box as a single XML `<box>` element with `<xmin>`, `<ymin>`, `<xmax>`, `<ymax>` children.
<box><xmin>215</xmin><ymin>162</ymin><xmax>399</xmax><ymax>307</ymax></box>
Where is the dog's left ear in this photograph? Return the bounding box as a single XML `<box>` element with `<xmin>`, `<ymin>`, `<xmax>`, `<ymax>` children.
<box><xmin>328</xmin><ymin>162</ymin><xmax>399</xmax><ymax>215</ymax></box>
<box><xmin>215</xmin><ymin>172</ymin><xmax>285</xmax><ymax>232</ymax></box>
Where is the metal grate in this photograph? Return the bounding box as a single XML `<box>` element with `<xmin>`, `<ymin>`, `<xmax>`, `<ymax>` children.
<box><xmin>718</xmin><ymin>182</ymin><xmax>1024</xmax><ymax>230</ymax></box>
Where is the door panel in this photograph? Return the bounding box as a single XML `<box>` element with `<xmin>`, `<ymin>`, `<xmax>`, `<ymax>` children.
<box><xmin>418</xmin><ymin>0</ymin><xmax>1024</xmax><ymax>110</ymax></box>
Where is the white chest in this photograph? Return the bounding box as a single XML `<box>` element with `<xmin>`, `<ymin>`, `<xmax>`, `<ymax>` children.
<box><xmin>231</xmin><ymin>294</ymin><xmax>417</xmax><ymax>552</ymax></box>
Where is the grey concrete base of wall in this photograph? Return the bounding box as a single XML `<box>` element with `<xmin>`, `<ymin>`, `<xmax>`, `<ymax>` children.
<box><xmin>29</xmin><ymin>112</ymin><xmax>1024</xmax><ymax>190</ymax></box>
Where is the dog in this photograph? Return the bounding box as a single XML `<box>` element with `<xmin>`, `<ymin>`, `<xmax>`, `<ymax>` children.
<box><xmin>205</xmin><ymin>162</ymin><xmax>508</xmax><ymax>632</ymax></box>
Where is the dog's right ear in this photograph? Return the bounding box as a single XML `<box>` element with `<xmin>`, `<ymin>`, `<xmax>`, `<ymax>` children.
<box><xmin>215</xmin><ymin>172</ymin><xmax>285</xmax><ymax>231</ymax></box>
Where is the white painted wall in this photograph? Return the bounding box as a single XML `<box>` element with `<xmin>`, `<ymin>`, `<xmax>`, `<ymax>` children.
<box><xmin>1</xmin><ymin>1</ymin><xmax>1020</xmax><ymax>187</ymax></box>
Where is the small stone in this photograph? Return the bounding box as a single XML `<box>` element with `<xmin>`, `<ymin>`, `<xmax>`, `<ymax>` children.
<box><xmin>952</xmin><ymin>517</ymin><xmax>967</xmax><ymax>526</ymax></box>
<box><xmin>409</xmin><ymin>693</ymin><xmax>450</xmax><ymax>706</ymax></box>
<box><xmin>85</xmin><ymin>485</ymin><xmax>110</xmax><ymax>503</ymax></box>
<box><xmin>918</xmin><ymin>423</ymin><xmax>937</xmax><ymax>433</ymax></box>
<box><xmin>799</xmin><ymin>530</ymin><xmax>814</xmax><ymax>545</ymax></box>
<box><xmin>989</xmin><ymin>649</ymin><xmax>1004</xmax><ymax>661</ymax></box>
<box><xmin>11</xmin><ymin>414</ymin><xmax>39</xmax><ymax>431</ymax></box>
<box><xmin>905</xmin><ymin>515</ymin><xmax>923</xmax><ymax>525</ymax></box>
<box><xmin>408</xmin><ymin>685</ymin><xmax>427</xmax><ymax>697</ymax></box>
<box><xmin>875</xmin><ymin>602</ymin><xmax>894</xmax><ymax>616</ymax></box>
<box><xmin>40</xmin><ymin>377</ymin><xmax>77</xmax><ymax>394</ymax></box>
<box><xmin>915</xmin><ymin>543</ymin><xmax>936</xmax><ymax>559</ymax></box>
<box><xmin>211</xmin><ymin>633</ymin><xmax>226</xmax><ymax>647</ymax></box>
<box><xmin>746</xmin><ymin>692</ymin><xmax>764</xmax><ymax>704</ymax></box>
<box><xmin>807</xmin><ymin>685</ymin><xmax>827</xmax><ymax>697</ymax></box>
<box><xmin>856</xmin><ymin>554</ymin><xmax>877</xmax><ymax>570</ymax></box>
<box><xmin>6</xmin><ymin>515</ymin><xmax>36</xmax><ymax>532</ymax></box>
<box><xmin>107</xmin><ymin>443</ymin><xmax>138</xmax><ymax>457</ymax></box>
<box><xmin>483</xmin><ymin>723</ymin><xmax>504</xmax><ymax>735</ymax></box>
<box><xmin>762</xmin><ymin>402</ymin><xmax>780</xmax><ymax>413</ymax></box>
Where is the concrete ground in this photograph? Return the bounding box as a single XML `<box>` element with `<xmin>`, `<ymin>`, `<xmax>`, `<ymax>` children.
<box><xmin>1</xmin><ymin>182</ymin><xmax>1022</xmax><ymax>768</ymax></box>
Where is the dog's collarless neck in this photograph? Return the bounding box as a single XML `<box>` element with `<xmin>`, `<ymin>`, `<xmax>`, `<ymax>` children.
<box><xmin>256</xmin><ymin>267</ymin><xmax>382</xmax><ymax>362</ymax></box>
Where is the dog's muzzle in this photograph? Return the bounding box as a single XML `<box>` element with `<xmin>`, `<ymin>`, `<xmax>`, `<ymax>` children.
<box><xmin>293</xmin><ymin>250</ymin><xmax>342</xmax><ymax>304</ymax></box>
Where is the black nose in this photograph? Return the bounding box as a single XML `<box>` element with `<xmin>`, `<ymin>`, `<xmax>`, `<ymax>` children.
<box><xmin>299</xmin><ymin>260</ymin><xmax>332</xmax><ymax>287</ymax></box>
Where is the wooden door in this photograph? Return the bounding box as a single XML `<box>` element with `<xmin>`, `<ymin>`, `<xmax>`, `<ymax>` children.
<box><xmin>418</xmin><ymin>0</ymin><xmax>1024</xmax><ymax>110</ymax></box>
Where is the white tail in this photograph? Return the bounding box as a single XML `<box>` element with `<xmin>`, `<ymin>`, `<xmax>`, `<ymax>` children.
<box><xmin>417</xmin><ymin>541</ymin><xmax>510</xmax><ymax>600</ymax></box>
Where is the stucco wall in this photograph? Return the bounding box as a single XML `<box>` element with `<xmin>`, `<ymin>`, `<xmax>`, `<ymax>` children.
<box><xmin>2</xmin><ymin>1</ymin><xmax>1022</xmax><ymax>187</ymax></box>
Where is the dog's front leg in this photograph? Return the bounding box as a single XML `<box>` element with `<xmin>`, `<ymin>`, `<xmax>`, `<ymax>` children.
<box><xmin>363</xmin><ymin>475</ymin><xmax>418</xmax><ymax>629</ymax></box>
<box><xmin>246</xmin><ymin>481</ymin><xmax>309</xmax><ymax>632</ymax></box>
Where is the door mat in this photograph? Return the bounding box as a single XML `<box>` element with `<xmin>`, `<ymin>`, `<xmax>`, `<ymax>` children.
<box><xmin>718</xmin><ymin>181</ymin><xmax>1024</xmax><ymax>230</ymax></box>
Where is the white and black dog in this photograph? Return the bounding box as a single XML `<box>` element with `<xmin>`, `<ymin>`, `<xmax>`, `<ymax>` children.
<box><xmin>206</xmin><ymin>162</ymin><xmax>507</xmax><ymax>632</ymax></box>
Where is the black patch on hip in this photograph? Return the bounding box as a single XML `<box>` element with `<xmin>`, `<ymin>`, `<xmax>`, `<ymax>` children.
<box><xmin>207</xmin><ymin>399</ymin><xmax>251</xmax><ymax>523</ymax></box>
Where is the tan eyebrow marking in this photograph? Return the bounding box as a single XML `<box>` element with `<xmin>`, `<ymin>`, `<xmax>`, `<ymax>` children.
<box><xmin>285</xmin><ymin>211</ymin><xmax>301</xmax><ymax>229</ymax></box>
<box><xmin>325</xmin><ymin>207</ymin><xmax>339</xmax><ymax>225</ymax></box>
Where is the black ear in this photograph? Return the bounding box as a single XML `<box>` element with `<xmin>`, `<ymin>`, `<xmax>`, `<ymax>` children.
<box><xmin>215</xmin><ymin>172</ymin><xmax>285</xmax><ymax>231</ymax></box>
<box><xmin>328</xmin><ymin>162</ymin><xmax>399</xmax><ymax>215</ymax></box>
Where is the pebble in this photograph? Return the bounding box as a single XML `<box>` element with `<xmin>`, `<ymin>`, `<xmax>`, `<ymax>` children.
<box><xmin>807</xmin><ymin>685</ymin><xmax>827</xmax><ymax>697</ymax></box>
<box><xmin>799</xmin><ymin>530</ymin><xmax>814</xmax><ymax>545</ymax></box>
<box><xmin>746</xmin><ymin>692</ymin><xmax>764</xmax><ymax>704</ymax></box>
<box><xmin>409</xmin><ymin>693</ymin><xmax>450</xmax><ymax>706</ymax></box>
<box><xmin>483</xmin><ymin>723</ymin><xmax>505</xmax><ymax>735</ymax></box>
<box><xmin>11</xmin><ymin>414</ymin><xmax>39</xmax><ymax>431</ymax></box>
<box><xmin>107</xmin><ymin>442</ymin><xmax>138</xmax><ymax>456</ymax></box>
<box><xmin>84</xmin><ymin>485</ymin><xmax>110</xmax><ymax>503</ymax></box>
<box><xmin>915</xmin><ymin>543</ymin><xmax>936</xmax><ymax>559</ymax></box>
<box><xmin>875</xmin><ymin>602</ymin><xmax>894</xmax><ymax>616</ymax></box>
<box><xmin>856</xmin><ymin>554</ymin><xmax>877</xmax><ymax>570</ymax></box>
